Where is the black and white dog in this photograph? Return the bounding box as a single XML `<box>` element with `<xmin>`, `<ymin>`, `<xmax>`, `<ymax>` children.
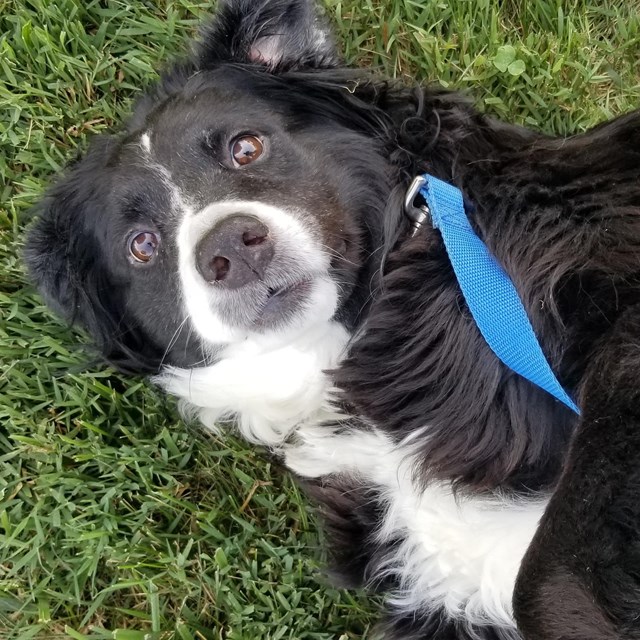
<box><xmin>25</xmin><ymin>1</ymin><xmax>640</xmax><ymax>638</ymax></box>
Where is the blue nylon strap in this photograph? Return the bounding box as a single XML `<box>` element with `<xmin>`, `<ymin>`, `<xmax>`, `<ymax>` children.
<box><xmin>418</xmin><ymin>174</ymin><xmax>580</xmax><ymax>414</ymax></box>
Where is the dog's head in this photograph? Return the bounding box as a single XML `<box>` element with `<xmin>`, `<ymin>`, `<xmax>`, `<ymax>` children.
<box><xmin>25</xmin><ymin>0</ymin><xmax>391</xmax><ymax>372</ymax></box>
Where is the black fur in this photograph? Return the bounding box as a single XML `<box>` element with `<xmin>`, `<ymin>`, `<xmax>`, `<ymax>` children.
<box><xmin>378</xmin><ymin>608</ymin><xmax>522</xmax><ymax>640</ymax></box>
<box><xmin>25</xmin><ymin>135</ymin><xmax>199</xmax><ymax>373</ymax></box>
<box><xmin>514</xmin><ymin>304</ymin><xmax>640</xmax><ymax>639</ymax></box>
<box><xmin>25</xmin><ymin>0</ymin><xmax>640</xmax><ymax>638</ymax></box>
<box><xmin>303</xmin><ymin>476</ymin><xmax>391</xmax><ymax>590</ymax></box>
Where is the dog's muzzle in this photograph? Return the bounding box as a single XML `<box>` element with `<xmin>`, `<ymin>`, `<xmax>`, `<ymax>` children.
<box><xmin>195</xmin><ymin>215</ymin><xmax>274</xmax><ymax>288</ymax></box>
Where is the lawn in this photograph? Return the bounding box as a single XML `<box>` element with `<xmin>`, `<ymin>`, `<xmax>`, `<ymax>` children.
<box><xmin>1</xmin><ymin>0</ymin><xmax>639</xmax><ymax>638</ymax></box>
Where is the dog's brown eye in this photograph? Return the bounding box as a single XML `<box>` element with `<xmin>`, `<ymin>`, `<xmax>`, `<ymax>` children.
<box><xmin>230</xmin><ymin>135</ymin><xmax>264</xmax><ymax>167</ymax></box>
<box><xmin>129</xmin><ymin>231</ymin><xmax>160</xmax><ymax>263</ymax></box>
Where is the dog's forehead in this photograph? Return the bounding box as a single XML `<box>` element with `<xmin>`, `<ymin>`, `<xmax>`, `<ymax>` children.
<box><xmin>138</xmin><ymin>86</ymin><xmax>286</xmax><ymax>176</ymax></box>
<box><xmin>149</xmin><ymin>79</ymin><xmax>285</xmax><ymax>136</ymax></box>
<box><xmin>108</xmin><ymin>68</ymin><xmax>364</xmax><ymax>221</ymax></box>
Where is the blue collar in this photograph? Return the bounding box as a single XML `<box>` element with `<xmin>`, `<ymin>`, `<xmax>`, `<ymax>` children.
<box><xmin>404</xmin><ymin>174</ymin><xmax>580</xmax><ymax>414</ymax></box>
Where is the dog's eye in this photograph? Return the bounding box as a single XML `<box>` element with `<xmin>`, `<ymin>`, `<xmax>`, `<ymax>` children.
<box><xmin>129</xmin><ymin>231</ymin><xmax>160</xmax><ymax>263</ymax></box>
<box><xmin>230</xmin><ymin>135</ymin><xmax>264</xmax><ymax>167</ymax></box>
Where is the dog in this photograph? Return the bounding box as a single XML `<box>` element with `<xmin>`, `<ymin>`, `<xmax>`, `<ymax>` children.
<box><xmin>25</xmin><ymin>0</ymin><xmax>640</xmax><ymax>638</ymax></box>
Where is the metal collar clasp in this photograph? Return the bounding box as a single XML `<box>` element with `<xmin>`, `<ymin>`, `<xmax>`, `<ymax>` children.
<box><xmin>403</xmin><ymin>175</ymin><xmax>430</xmax><ymax>236</ymax></box>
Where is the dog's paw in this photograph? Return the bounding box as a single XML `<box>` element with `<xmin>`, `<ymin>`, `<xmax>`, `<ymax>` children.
<box><xmin>154</xmin><ymin>346</ymin><xmax>333</xmax><ymax>445</ymax></box>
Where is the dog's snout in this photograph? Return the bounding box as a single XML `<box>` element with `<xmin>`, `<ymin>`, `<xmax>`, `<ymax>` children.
<box><xmin>195</xmin><ymin>215</ymin><xmax>274</xmax><ymax>288</ymax></box>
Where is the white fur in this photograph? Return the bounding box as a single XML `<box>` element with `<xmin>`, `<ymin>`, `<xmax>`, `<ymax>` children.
<box><xmin>177</xmin><ymin>200</ymin><xmax>339</xmax><ymax>346</ymax></box>
<box><xmin>140</xmin><ymin>132</ymin><xmax>151</xmax><ymax>154</ymax></box>
<box><xmin>160</xmin><ymin>339</ymin><xmax>544</xmax><ymax>632</ymax></box>
<box><xmin>158</xmin><ymin>194</ymin><xmax>349</xmax><ymax>444</ymax></box>
<box><xmin>156</xmin><ymin>320</ymin><xmax>348</xmax><ymax>445</ymax></box>
<box><xmin>285</xmin><ymin>425</ymin><xmax>546</xmax><ymax>632</ymax></box>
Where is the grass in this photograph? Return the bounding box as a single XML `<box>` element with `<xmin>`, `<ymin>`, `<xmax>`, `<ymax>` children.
<box><xmin>1</xmin><ymin>0</ymin><xmax>639</xmax><ymax>638</ymax></box>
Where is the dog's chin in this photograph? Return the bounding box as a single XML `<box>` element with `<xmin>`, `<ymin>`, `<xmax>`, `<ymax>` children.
<box><xmin>252</xmin><ymin>279</ymin><xmax>314</xmax><ymax>332</ymax></box>
<box><xmin>192</xmin><ymin>275</ymin><xmax>340</xmax><ymax>349</ymax></box>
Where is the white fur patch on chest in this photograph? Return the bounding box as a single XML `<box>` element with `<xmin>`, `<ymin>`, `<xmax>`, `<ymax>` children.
<box><xmin>157</xmin><ymin>322</ymin><xmax>544</xmax><ymax>633</ymax></box>
<box><xmin>285</xmin><ymin>425</ymin><xmax>546</xmax><ymax>631</ymax></box>
<box><xmin>155</xmin><ymin>320</ymin><xmax>348</xmax><ymax>445</ymax></box>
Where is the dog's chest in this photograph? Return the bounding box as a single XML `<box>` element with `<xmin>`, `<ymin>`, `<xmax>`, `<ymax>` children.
<box><xmin>158</xmin><ymin>320</ymin><xmax>545</xmax><ymax>633</ymax></box>
<box><xmin>286</xmin><ymin>422</ymin><xmax>545</xmax><ymax>632</ymax></box>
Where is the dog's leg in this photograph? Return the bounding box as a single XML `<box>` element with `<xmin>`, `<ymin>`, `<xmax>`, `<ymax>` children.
<box><xmin>514</xmin><ymin>305</ymin><xmax>640</xmax><ymax>640</ymax></box>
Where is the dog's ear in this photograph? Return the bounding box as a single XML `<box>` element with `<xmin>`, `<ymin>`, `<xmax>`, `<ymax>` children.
<box><xmin>25</xmin><ymin>139</ymin><xmax>165</xmax><ymax>374</ymax></box>
<box><xmin>197</xmin><ymin>0</ymin><xmax>339</xmax><ymax>70</ymax></box>
<box><xmin>25</xmin><ymin>139</ymin><xmax>112</xmax><ymax>329</ymax></box>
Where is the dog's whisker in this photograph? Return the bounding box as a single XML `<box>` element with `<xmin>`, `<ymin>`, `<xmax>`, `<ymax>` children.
<box><xmin>159</xmin><ymin>315</ymin><xmax>190</xmax><ymax>369</ymax></box>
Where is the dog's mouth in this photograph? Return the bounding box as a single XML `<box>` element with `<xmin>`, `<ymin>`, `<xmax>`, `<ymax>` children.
<box><xmin>253</xmin><ymin>279</ymin><xmax>314</xmax><ymax>330</ymax></box>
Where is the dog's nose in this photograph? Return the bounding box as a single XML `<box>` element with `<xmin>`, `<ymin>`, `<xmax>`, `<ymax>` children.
<box><xmin>195</xmin><ymin>215</ymin><xmax>274</xmax><ymax>288</ymax></box>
